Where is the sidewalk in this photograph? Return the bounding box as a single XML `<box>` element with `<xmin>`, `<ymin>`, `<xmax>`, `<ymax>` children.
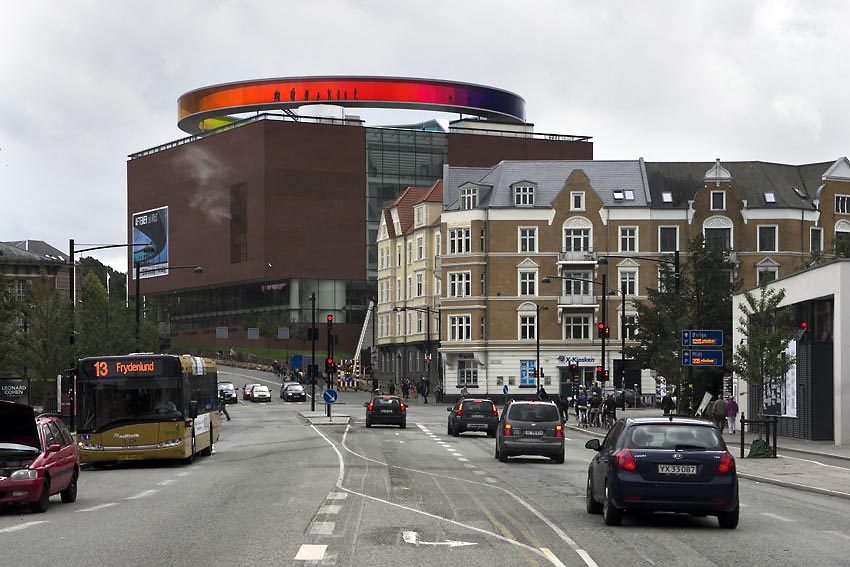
<box><xmin>568</xmin><ymin>407</ymin><xmax>850</xmax><ymax>501</ymax></box>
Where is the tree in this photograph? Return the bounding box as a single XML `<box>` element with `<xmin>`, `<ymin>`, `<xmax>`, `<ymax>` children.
<box><xmin>78</xmin><ymin>256</ymin><xmax>126</xmax><ymax>301</ymax></box>
<box><xmin>732</xmin><ymin>282</ymin><xmax>794</xmax><ymax>397</ymax></box>
<box><xmin>21</xmin><ymin>278</ymin><xmax>72</xmax><ymax>407</ymax></box>
<box><xmin>0</xmin><ymin>275</ymin><xmax>23</xmax><ymax>376</ymax></box>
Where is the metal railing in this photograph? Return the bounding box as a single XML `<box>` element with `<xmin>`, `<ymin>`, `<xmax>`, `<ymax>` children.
<box><xmin>448</xmin><ymin>125</ymin><xmax>591</xmax><ymax>142</ymax></box>
<box><xmin>739</xmin><ymin>413</ymin><xmax>778</xmax><ymax>458</ymax></box>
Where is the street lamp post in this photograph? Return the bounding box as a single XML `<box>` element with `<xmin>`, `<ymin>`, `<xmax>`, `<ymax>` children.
<box><xmin>535</xmin><ymin>304</ymin><xmax>549</xmax><ymax>393</ymax></box>
<box><xmin>135</xmin><ymin>264</ymin><xmax>203</xmax><ymax>350</ymax></box>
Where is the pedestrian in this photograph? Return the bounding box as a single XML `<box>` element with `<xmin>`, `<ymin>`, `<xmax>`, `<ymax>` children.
<box><xmin>401</xmin><ymin>380</ymin><xmax>410</xmax><ymax>400</ymax></box>
<box><xmin>711</xmin><ymin>395</ymin><xmax>727</xmax><ymax>431</ymax></box>
<box><xmin>388</xmin><ymin>382</ymin><xmax>396</xmax><ymax>395</ymax></box>
<box><xmin>419</xmin><ymin>378</ymin><xmax>430</xmax><ymax>404</ymax></box>
<box><xmin>725</xmin><ymin>395</ymin><xmax>739</xmax><ymax>434</ymax></box>
<box><xmin>557</xmin><ymin>393</ymin><xmax>570</xmax><ymax>423</ymax></box>
<box><xmin>218</xmin><ymin>390</ymin><xmax>231</xmax><ymax>421</ymax></box>
<box><xmin>661</xmin><ymin>392</ymin><xmax>674</xmax><ymax>415</ymax></box>
<box><xmin>460</xmin><ymin>385</ymin><xmax>469</xmax><ymax>398</ymax></box>
<box><xmin>537</xmin><ymin>386</ymin><xmax>549</xmax><ymax>401</ymax></box>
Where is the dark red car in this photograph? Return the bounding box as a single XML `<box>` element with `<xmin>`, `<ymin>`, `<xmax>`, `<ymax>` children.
<box><xmin>0</xmin><ymin>401</ymin><xmax>80</xmax><ymax>513</ymax></box>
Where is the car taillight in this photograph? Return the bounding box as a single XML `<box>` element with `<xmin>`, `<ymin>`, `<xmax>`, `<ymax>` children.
<box><xmin>456</xmin><ymin>407</ymin><xmax>463</xmax><ymax>417</ymax></box>
<box><xmin>717</xmin><ymin>451</ymin><xmax>735</xmax><ymax>474</ymax></box>
<box><xmin>368</xmin><ymin>401</ymin><xmax>374</xmax><ymax>412</ymax></box>
<box><xmin>555</xmin><ymin>424</ymin><xmax>564</xmax><ymax>438</ymax></box>
<box><xmin>491</xmin><ymin>405</ymin><xmax>498</xmax><ymax>417</ymax></box>
<box><xmin>400</xmin><ymin>402</ymin><xmax>406</xmax><ymax>413</ymax></box>
<box><xmin>614</xmin><ymin>448</ymin><xmax>637</xmax><ymax>472</ymax></box>
<box><xmin>504</xmin><ymin>423</ymin><xmax>512</xmax><ymax>436</ymax></box>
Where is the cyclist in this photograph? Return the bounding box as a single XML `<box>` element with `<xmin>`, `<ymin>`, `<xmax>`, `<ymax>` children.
<box><xmin>588</xmin><ymin>392</ymin><xmax>602</xmax><ymax>427</ymax></box>
<box><xmin>576</xmin><ymin>390</ymin><xmax>589</xmax><ymax>427</ymax></box>
<box><xmin>271</xmin><ymin>360</ymin><xmax>282</xmax><ymax>379</ymax></box>
<box><xmin>602</xmin><ymin>393</ymin><xmax>617</xmax><ymax>428</ymax></box>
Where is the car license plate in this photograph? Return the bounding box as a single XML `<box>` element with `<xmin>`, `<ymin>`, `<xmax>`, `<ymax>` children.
<box><xmin>381</xmin><ymin>409</ymin><xmax>393</xmax><ymax>413</ymax></box>
<box><xmin>658</xmin><ymin>464</ymin><xmax>697</xmax><ymax>475</ymax></box>
<box><xmin>524</xmin><ymin>430</ymin><xmax>544</xmax><ymax>436</ymax></box>
<box><xmin>468</xmin><ymin>423</ymin><xmax>485</xmax><ymax>429</ymax></box>
<box><xmin>118</xmin><ymin>454</ymin><xmax>142</xmax><ymax>461</ymax></box>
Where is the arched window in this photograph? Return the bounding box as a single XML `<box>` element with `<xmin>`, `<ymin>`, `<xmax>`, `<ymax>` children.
<box><xmin>562</xmin><ymin>217</ymin><xmax>593</xmax><ymax>253</ymax></box>
<box><xmin>703</xmin><ymin>216</ymin><xmax>734</xmax><ymax>250</ymax></box>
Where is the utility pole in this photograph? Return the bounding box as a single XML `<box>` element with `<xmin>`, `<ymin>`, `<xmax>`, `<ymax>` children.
<box><xmin>601</xmin><ymin>272</ymin><xmax>607</xmax><ymax>384</ymax></box>
<box><xmin>327</xmin><ymin>313</ymin><xmax>334</xmax><ymax>418</ymax></box>
<box><xmin>310</xmin><ymin>293</ymin><xmax>316</xmax><ymax>412</ymax></box>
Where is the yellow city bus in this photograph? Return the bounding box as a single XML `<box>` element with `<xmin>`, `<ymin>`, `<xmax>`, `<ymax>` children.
<box><xmin>75</xmin><ymin>354</ymin><xmax>220</xmax><ymax>465</ymax></box>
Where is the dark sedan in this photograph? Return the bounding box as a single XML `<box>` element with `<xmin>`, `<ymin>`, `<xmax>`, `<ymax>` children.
<box><xmin>447</xmin><ymin>398</ymin><xmax>499</xmax><ymax>437</ymax></box>
<box><xmin>365</xmin><ymin>396</ymin><xmax>406</xmax><ymax>428</ymax></box>
<box><xmin>585</xmin><ymin>417</ymin><xmax>739</xmax><ymax>528</ymax></box>
<box><xmin>281</xmin><ymin>382</ymin><xmax>306</xmax><ymax>402</ymax></box>
<box><xmin>217</xmin><ymin>382</ymin><xmax>238</xmax><ymax>404</ymax></box>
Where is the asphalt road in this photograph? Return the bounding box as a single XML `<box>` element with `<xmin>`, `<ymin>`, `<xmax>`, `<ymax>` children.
<box><xmin>4</xmin><ymin>366</ymin><xmax>850</xmax><ymax>566</ymax></box>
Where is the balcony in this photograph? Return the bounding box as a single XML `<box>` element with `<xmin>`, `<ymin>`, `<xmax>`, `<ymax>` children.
<box><xmin>557</xmin><ymin>294</ymin><xmax>598</xmax><ymax>307</ymax></box>
<box><xmin>557</xmin><ymin>249</ymin><xmax>597</xmax><ymax>264</ymax></box>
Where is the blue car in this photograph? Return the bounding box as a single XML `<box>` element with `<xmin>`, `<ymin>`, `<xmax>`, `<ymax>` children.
<box><xmin>585</xmin><ymin>417</ymin><xmax>738</xmax><ymax>528</ymax></box>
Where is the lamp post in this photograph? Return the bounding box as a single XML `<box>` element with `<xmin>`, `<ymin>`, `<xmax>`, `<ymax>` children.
<box><xmin>135</xmin><ymin>264</ymin><xmax>203</xmax><ymax>350</ymax></box>
<box><xmin>535</xmin><ymin>304</ymin><xmax>549</xmax><ymax>393</ymax></box>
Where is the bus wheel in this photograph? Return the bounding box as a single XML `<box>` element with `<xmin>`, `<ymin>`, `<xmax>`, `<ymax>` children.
<box><xmin>183</xmin><ymin>435</ymin><xmax>195</xmax><ymax>465</ymax></box>
<box><xmin>200</xmin><ymin>429</ymin><xmax>213</xmax><ymax>457</ymax></box>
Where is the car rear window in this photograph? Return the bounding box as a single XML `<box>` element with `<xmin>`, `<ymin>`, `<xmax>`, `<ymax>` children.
<box><xmin>374</xmin><ymin>398</ymin><xmax>400</xmax><ymax>407</ymax></box>
<box><xmin>286</xmin><ymin>385</ymin><xmax>304</xmax><ymax>391</ymax></box>
<box><xmin>507</xmin><ymin>404</ymin><xmax>559</xmax><ymax>422</ymax></box>
<box><xmin>254</xmin><ymin>387</ymin><xmax>269</xmax><ymax>393</ymax></box>
<box><xmin>462</xmin><ymin>401</ymin><xmax>494</xmax><ymax>412</ymax></box>
<box><xmin>625</xmin><ymin>424</ymin><xmax>724</xmax><ymax>450</ymax></box>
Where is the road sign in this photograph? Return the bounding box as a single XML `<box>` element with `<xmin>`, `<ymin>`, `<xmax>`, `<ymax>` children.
<box><xmin>681</xmin><ymin>349</ymin><xmax>724</xmax><ymax>367</ymax></box>
<box><xmin>322</xmin><ymin>389</ymin><xmax>338</xmax><ymax>404</ymax></box>
<box><xmin>682</xmin><ymin>329</ymin><xmax>724</xmax><ymax>347</ymax></box>
<box><xmin>502</xmin><ymin>384</ymin><xmax>509</xmax><ymax>395</ymax></box>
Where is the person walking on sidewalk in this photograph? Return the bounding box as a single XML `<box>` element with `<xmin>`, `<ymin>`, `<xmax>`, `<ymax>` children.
<box><xmin>661</xmin><ymin>392</ymin><xmax>674</xmax><ymax>416</ymax></box>
<box><xmin>710</xmin><ymin>395</ymin><xmax>727</xmax><ymax>431</ymax></box>
<box><xmin>725</xmin><ymin>395</ymin><xmax>739</xmax><ymax>434</ymax></box>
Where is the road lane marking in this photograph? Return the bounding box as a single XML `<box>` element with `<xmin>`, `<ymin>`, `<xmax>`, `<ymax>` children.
<box><xmin>126</xmin><ymin>489</ymin><xmax>158</xmax><ymax>500</ymax></box>
<box><xmin>0</xmin><ymin>521</ymin><xmax>48</xmax><ymax>534</ymax></box>
<box><xmin>294</xmin><ymin>544</ymin><xmax>326</xmax><ymax>561</ymax></box>
<box><xmin>473</xmin><ymin>470</ymin><xmax>486</xmax><ymax>475</ymax></box>
<box><xmin>824</xmin><ymin>531</ymin><xmax>850</xmax><ymax>541</ymax></box>
<box><xmin>485</xmin><ymin>477</ymin><xmax>498</xmax><ymax>483</ymax></box>
<box><xmin>541</xmin><ymin>548</ymin><xmax>569</xmax><ymax>567</ymax></box>
<box><xmin>319</xmin><ymin>504</ymin><xmax>341</xmax><ymax>515</ymax></box>
<box><xmin>310</xmin><ymin>521</ymin><xmax>335</xmax><ymax>535</ymax></box>
<box><xmin>760</xmin><ymin>512</ymin><xmax>794</xmax><ymax>522</ymax></box>
<box><xmin>175</xmin><ymin>472</ymin><xmax>191</xmax><ymax>477</ymax></box>
<box><xmin>458</xmin><ymin>457</ymin><xmax>469</xmax><ymax>462</ymax></box>
<box><xmin>78</xmin><ymin>503</ymin><xmax>118</xmax><ymax>512</ymax></box>
<box><xmin>402</xmin><ymin>530</ymin><xmax>476</xmax><ymax>547</ymax></box>
<box><xmin>463</xmin><ymin>464</ymin><xmax>476</xmax><ymax>468</ymax></box>
<box><xmin>780</xmin><ymin>454</ymin><xmax>850</xmax><ymax>470</ymax></box>
<box><xmin>157</xmin><ymin>479</ymin><xmax>177</xmax><ymax>486</ymax></box>
<box><xmin>327</xmin><ymin>492</ymin><xmax>347</xmax><ymax>500</ymax></box>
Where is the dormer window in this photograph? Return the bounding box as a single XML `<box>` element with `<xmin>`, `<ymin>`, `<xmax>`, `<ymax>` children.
<box><xmin>613</xmin><ymin>190</ymin><xmax>625</xmax><ymax>200</ymax></box>
<box><xmin>460</xmin><ymin>187</ymin><xmax>478</xmax><ymax>210</ymax></box>
<box><xmin>764</xmin><ymin>192</ymin><xmax>776</xmax><ymax>204</ymax></box>
<box><xmin>415</xmin><ymin>207</ymin><xmax>425</xmax><ymax>226</ymax></box>
<box><xmin>662</xmin><ymin>192</ymin><xmax>673</xmax><ymax>203</ymax></box>
<box><xmin>570</xmin><ymin>191</ymin><xmax>585</xmax><ymax>211</ymax></box>
<box><xmin>835</xmin><ymin>195</ymin><xmax>850</xmax><ymax>214</ymax></box>
<box><xmin>514</xmin><ymin>185</ymin><xmax>535</xmax><ymax>206</ymax></box>
<box><xmin>711</xmin><ymin>191</ymin><xmax>725</xmax><ymax>211</ymax></box>
<box><xmin>624</xmin><ymin>190</ymin><xmax>635</xmax><ymax>201</ymax></box>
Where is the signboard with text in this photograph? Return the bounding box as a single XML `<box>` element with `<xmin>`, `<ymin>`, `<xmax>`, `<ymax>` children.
<box><xmin>681</xmin><ymin>350</ymin><xmax>724</xmax><ymax>367</ymax></box>
<box><xmin>0</xmin><ymin>378</ymin><xmax>30</xmax><ymax>405</ymax></box>
<box><xmin>682</xmin><ymin>330</ymin><xmax>724</xmax><ymax>347</ymax></box>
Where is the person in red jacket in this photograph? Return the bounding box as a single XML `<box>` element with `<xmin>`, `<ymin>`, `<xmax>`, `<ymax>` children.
<box><xmin>725</xmin><ymin>395</ymin><xmax>740</xmax><ymax>434</ymax></box>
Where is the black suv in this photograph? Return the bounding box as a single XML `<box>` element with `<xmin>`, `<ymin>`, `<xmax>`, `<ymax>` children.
<box><xmin>217</xmin><ymin>382</ymin><xmax>238</xmax><ymax>404</ymax></box>
<box><xmin>447</xmin><ymin>398</ymin><xmax>499</xmax><ymax>437</ymax></box>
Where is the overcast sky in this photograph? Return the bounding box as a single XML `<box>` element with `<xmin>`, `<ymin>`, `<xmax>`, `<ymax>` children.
<box><xmin>2</xmin><ymin>1</ymin><xmax>848</xmax><ymax>271</ymax></box>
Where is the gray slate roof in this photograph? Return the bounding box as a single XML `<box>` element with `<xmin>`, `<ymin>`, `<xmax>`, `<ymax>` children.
<box><xmin>443</xmin><ymin>160</ymin><xmax>649</xmax><ymax>210</ymax></box>
<box><xmin>0</xmin><ymin>240</ymin><xmax>68</xmax><ymax>264</ymax></box>
<box><xmin>644</xmin><ymin>161</ymin><xmax>832</xmax><ymax>210</ymax></box>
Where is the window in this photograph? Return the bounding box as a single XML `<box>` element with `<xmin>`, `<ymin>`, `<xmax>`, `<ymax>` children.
<box><xmin>460</xmin><ymin>187</ymin><xmax>478</xmax><ymax>210</ymax></box>
<box><xmin>416</xmin><ymin>236</ymin><xmax>424</xmax><ymax>260</ymax></box>
<box><xmin>407</xmin><ymin>276</ymin><xmax>412</xmax><ymax>299</ymax></box>
<box><xmin>519</xmin><ymin>360</ymin><xmax>537</xmax><ymax>386</ymax></box>
<box><xmin>480</xmin><ymin>228</ymin><xmax>486</xmax><ymax>251</ymax></box>
<box><xmin>836</xmin><ymin>195</ymin><xmax>850</xmax><ymax>214</ymax></box>
<box><xmin>448</xmin><ymin>228</ymin><xmax>471</xmax><ymax>254</ymax></box>
<box><xmin>519</xmin><ymin>271</ymin><xmax>537</xmax><ymax>296</ymax></box>
<box><xmin>449</xmin><ymin>315</ymin><xmax>472</xmax><ymax>341</ymax></box>
<box><xmin>811</xmin><ymin>227</ymin><xmax>823</xmax><ymax>253</ymax></box>
<box><xmin>764</xmin><ymin>192</ymin><xmax>776</xmax><ymax>204</ymax></box>
<box><xmin>407</xmin><ymin>241</ymin><xmax>413</xmax><ymax>264</ymax></box>
<box><xmin>416</xmin><ymin>207</ymin><xmax>424</xmax><ymax>226</ymax></box>
<box><xmin>619</xmin><ymin>270</ymin><xmax>637</xmax><ymax>295</ymax></box>
<box><xmin>480</xmin><ymin>316</ymin><xmax>486</xmax><ymax>340</ymax></box>
<box><xmin>624</xmin><ymin>190</ymin><xmax>635</xmax><ymax>201</ymax></box>
<box><xmin>416</xmin><ymin>311</ymin><xmax>424</xmax><ymax>333</ymax></box>
<box><xmin>571</xmin><ymin>192</ymin><xmax>585</xmax><ymax>211</ymax></box>
<box><xmin>758</xmin><ymin>225</ymin><xmax>778</xmax><ymax>252</ymax></box>
<box><xmin>396</xmin><ymin>245</ymin><xmax>402</xmax><ymax>267</ymax></box>
<box><xmin>519</xmin><ymin>227</ymin><xmax>537</xmax><ymax>253</ymax></box>
<box><xmin>711</xmin><ymin>191</ymin><xmax>725</xmax><ymax>211</ymax></box>
<box><xmin>705</xmin><ymin>227</ymin><xmax>731</xmax><ymax>249</ymax></box>
<box><xmin>12</xmin><ymin>279</ymin><xmax>27</xmax><ymax>301</ymax></box>
<box><xmin>408</xmin><ymin>313</ymin><xmax>414</xmax><ymax>336</ymax></box>
<box><xmin>514</xmin><ymin>185</ymin><xmax>535</xmax><ymax>206</ymax></box>
<box><xmin>563</xmin><ymin>315</ymin><xmax>590</xmax><ymax>340</ymax></box>
<box><xmin>622</xmin><ymin>314</ymin><xmax>638</xmax><ymax>340</ymax></box>
<box><xmin>613</xmin><ymin>190</ymin><xmax>624</xmax><ymax>200</ymax></box>
<box><xmin>448</xmin><ymin>272</ymin><xmax>471</xmax><ymax>297</ymax></box>
<box><xmin>435</xmin><ymin>234</ymin><xmax>441</xmax><ymax>257</ymax></box>
<box><xmin>480</xmin><ymin>273</ymin><xmax>486</xmax><ymax>296</ymax></box>
<box><xmin>662</xmin><ymin>192</ymin><xmax>673</xmax><ymax>203</ymax></box>
<box><xmin>563</xmin><ymin>271</ymin><xmax>592</xmax><ymax>295</ymax></box>
<box><xmin>659</xmin><ymin>226</ymin><xmax>678</xmax><ymax>252</ymax></box>
<box><xmin>396</xmin><ymin>277</ymin><xmax>401</xmax><ymax>301</ymax></box>
<box><xmin>519</xmin><ymin>314</ymin><xmax>537</xmax><ymax>340</ymax></box>
<box><xmin>564</xmin><ymin>228</ymin><xmax>591</xmax><ymax>252</ymax></box>
<box><xmin>458</xmin><ymin>360</ymin><xmax>478</xmax><ymax>387</ymax></box>
<box><xmin>396</xmin><ymin>313</ymin><xmax>402</xmax><ymax>335</ymax></box>
<box><xmin>757</xmin><ymin>266</ymin><xmax>779</xmax><ymax>285</ymax></box>
<box><xmin>434</xmin><ymin>275</ymin><xmax>441</xmax><ymax>297</ymax></box>
<box><xmin>415</xmin><ymin>272</ymin><xmax>423</xmax><ymax>297</ymax></box>
<box><xmin>619</xmin><ymin>227</ymin><xmax>637</xmax><ymax>252</ymax></box>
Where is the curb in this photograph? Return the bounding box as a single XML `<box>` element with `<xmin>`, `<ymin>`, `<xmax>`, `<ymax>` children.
<box><xmin>725</xmin><ymin>441</ymin><xmax>850</xmax><ymax>463</ymax></box>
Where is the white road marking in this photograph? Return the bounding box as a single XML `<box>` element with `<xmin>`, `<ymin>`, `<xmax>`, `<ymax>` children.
<box><xmin>327</xmin><ymin>492</ymin><xmax>348</xmax><ymax>500</ymax></box>
<box><xmin>402</xmin><ymin>530</ymin><xmax>477</xmax><ymax>547</ymax></box>
<box><xmin>824</xmin><ymin>531</ymin><xmax>850</xmax><ymax>541</ymax></box>
<box><xmin>319</xmin><ymin>504</ymin><xmax>341</xmax><ymax>515</ymax></box>
<box><xmin>310</xmin><ymin>521</ymin><xmax>335</xmax><ymax>535</ymax></box>
<box><xmin>760</xmin><ymin>512</ymin><xmax>794</xmax><ymax>522</ymax></box>
<box><xmin>156</xmin><ymin>479</ymin><xmax>177</xmax><ymax>486</ymax></box>
<box><xmin>485</xmin><ymin>477</ymin><xmax>498</xmax><ymax>483</ymax></box>
<box><xmin>294</xmin><ymin>544</ymin><xmax>327</xmax><ymax>561</ymax></box>
<box><xmin>463</xmin><ymin>464</ymin><xmax>477</xmax><ymax>469</ymax></box>
<box><xmin>473</xmin><ymin>470</ymin><xmax>486</xmax><ymax>475</ymax></box>
<box><xmin>0</xmin><ymin>521</ymin><xmax>48</xmax><ymax>534</ymax></box>
<box><xmin>541</xmin><ymin>548</ymin><xmax>569</xmax><ymax>567</ymax></box>
<box><xmin>125</xmin><ymin>489</ymin><xmax>158</xmax><ymax>500</ymax></box>
<box><xmin>457</xmin><ymin>457</ymin><xmax>469</xmax><ymax>462</ymax></box>
<box><xmin>781</xmin><ymin>454</ymin><xmax>850</xmax><ymax>471</ymax></box>
<box><xmin>175</xmin><ymin>472</ymin><xmax>191</xmax><ymax>477</ymax></box>
<box><xmin>78</xmin><ymin>503</ymin><xmax>118</xmax><ymax>512</ymax></box>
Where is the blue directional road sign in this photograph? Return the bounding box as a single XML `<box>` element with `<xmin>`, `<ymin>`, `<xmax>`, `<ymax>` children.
<box><xmin>502</xmin><ymin>384</ymin><xmax>509</xmax><ymax>396</ymax></box>
<box><xmin>682</xmin><ymin>329</ymin><xmax>724</xmax><ymax>347</ymax></box>
<box><xmin>682</xmin><ymin>350</ymin><xmax>724</xmax><ymax>367</ymax></box>
<box><xmin>323</xmin><ymin>389</ymin><xmax>338</xmax><ymax>404</ymax></box>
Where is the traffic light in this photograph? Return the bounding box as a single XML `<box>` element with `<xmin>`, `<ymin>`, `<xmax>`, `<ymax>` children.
<box><xmin>603</xmin><ymin>369</ymin><xmax>610</xmax><ymax>381</ymax></box>
<box><xmin>569</xmin><ymin>363</ymin><xmax>579</xmax><ymax>379</ymax></box>
<box><xmin>595</xmin><ymin>366</ymin><xmax>603</xmax><ymax>380</ymax></box>
<box><xmin>794</xmin><ymin>321</ymin><xmax>808</xmax><ymax>341</ymax></box>
<box><xmin>327</xmin><ymin>314</ymin><xmax>334</xmax><ymax>328</ymax></box>
<box><xmin>325</xmin><ymin>357</ymin><xmax>336</xmax><ymax>374</ymax></box>
<box><xmin>605</xmin><ymin>326</ymin><xmax>610</xmax><ymax>338</ymax></box>
<box><xmin>597</xmin><ymin>322</ymin><xmax>606</xmax><ymax>339</ymax></box>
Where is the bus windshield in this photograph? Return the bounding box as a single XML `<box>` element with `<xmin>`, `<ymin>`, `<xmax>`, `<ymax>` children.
<box><xmin>78</xmin><ymin>376</ymin><xmax>183</xmax><ymax>432</ymax></box>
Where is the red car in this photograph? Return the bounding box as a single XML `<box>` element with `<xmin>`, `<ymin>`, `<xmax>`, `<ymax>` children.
<box><xmin>0</xmin><ymin>401</ymin><xmax>80</xmax><ymax>513</ymax></box>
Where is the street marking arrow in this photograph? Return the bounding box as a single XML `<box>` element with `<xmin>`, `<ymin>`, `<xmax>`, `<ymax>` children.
<box><xmin>402</xmin><ymin>530</ymin><xmax>477</xmax><ymax>548</ymax></box>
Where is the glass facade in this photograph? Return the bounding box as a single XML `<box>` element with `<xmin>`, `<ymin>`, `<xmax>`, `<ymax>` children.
<box><xmin>366</xmin><ymin>128</ymin><xmax>447</xmax><ymax>279</ymax></box>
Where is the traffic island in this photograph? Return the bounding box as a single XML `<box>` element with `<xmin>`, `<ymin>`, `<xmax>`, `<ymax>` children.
<box><xmin>300</xmin><ymin>411</ymin><xmax>350</xmax><ymax>425</ymax></box>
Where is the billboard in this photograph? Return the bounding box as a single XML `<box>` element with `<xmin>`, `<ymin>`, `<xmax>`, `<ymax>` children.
<box><xmin>132</xmin><ymin>206</ymin><xmax>169</xmax><ymax>278</ymax></box>
<box><xmin>763</xmin><ymin>340</ymin><xmax>797</xmax><ymax>418</ymax></box>
<box><xmin>0</xmin><ymin>378</ymin><xmax>30</xmax><ymax>405</ymax></box>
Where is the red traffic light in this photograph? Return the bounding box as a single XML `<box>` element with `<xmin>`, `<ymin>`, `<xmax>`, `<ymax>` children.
<box><xmin>327</xmin><ymin>314</ymin><xmax>334</xmax><ymax>323</ymax></box>
<box><xmin>800</xmin><ymin>321</ymin><xmax>808</xmax><ymax>329</ymax></box>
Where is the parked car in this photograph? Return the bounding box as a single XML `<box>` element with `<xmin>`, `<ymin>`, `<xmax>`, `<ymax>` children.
<box><xmin>0</xmin><ymin>401</ymin><xmax>80</xmax><ymax>513</ymax></box>
<box><xmin>217</xmin><ymin>382</ymin><xmax>238</xmax><ymax>404</ymax></box>
<box><xmin>365</xmin><ymin>395</ymin><xmax>407</xmax><ymax>428</ymax></box>
<box><xmin>495</xmin><ymin>401</ymin><xmax>564</xmax><ymax>463</ymax></box>
<box><xmin>243</xmin><ymin>383</ymin><xmax>261</xmax><ymax>400</ymax></box>
<box><xmin>251</xmin><ymin>385</ymin><xmax>271</xmax><ymax>402</ymax></box>
<box><xmin>585</xmin><ymin>416</ymin><xmax>738</xmax><ymax>528</ymax></box>
<box><xmin>447</xmin><ymin>398</ymin><xmax>499</xmax><ymax>437</ymax></box>
<box><xmin>281</xmin><ymin>382</ymin><xmax>306</xmax><ymax>402</ymax></box>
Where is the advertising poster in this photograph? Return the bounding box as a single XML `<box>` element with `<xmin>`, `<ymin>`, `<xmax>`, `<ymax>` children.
<box><xmin>0</xmin><ymin>379</ymin><xmax>29</xmax><ymax>405</ymax></box>
<box><xmin>132</xmin><ymin>206</ymin><xmax>169</xmax><ymax>279</ymax></box>
<box><xmin>763</xmin><ymin>340</ymin><xmax>797</xmax><ymax>417</ymax></box>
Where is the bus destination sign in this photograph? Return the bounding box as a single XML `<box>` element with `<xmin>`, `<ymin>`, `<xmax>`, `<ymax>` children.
<box><xmin>87</xmin><ymin>359</ymin><xmax>162</xmax><ymax>378</ymax></box>
<box><xmin>682</xmin><ymin>329</ymin><xmax>724</xmax><ymax>347</ymax></box>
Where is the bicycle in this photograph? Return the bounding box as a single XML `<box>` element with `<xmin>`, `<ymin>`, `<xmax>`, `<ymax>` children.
<box><xmin>576</xmin><ymin>406</ymin><xmax>588</xmax><ymax>427</ymax></box>
<box><xmin>602</xmin><ymin>410</ymin><xmax>616</xmax><ymax>429</ymax></box>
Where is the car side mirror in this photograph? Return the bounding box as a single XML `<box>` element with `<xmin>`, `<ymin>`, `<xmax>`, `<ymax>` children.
<box><xmin>585</xmin><ymin>438</ymin><xmax>601</xmax><ymax>451</ymax></box>
<box><xmin>189</xmin><ymin>401</ymin><xmax>199</xmax><ymax>419</ymax></box>
<box><xmin>363</xmin><ymin>401</ymin><xmax>370</xmax><ymax>407</ymax></box>
<box><xmin>47</xmin><ymin>444</ymin><xmax>62</xmax><ymax>453</ymax></box>
<box><xmin>446</xmin><ymin>407</ymin><xmax>452</xmax><ymax>412</ymax></box>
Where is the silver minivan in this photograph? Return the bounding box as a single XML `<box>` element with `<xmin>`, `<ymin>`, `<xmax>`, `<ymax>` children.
<box><xmin>495</xmin><ymin>401</ymin><xmax>565</xmax><ymax>463</ymax></box>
